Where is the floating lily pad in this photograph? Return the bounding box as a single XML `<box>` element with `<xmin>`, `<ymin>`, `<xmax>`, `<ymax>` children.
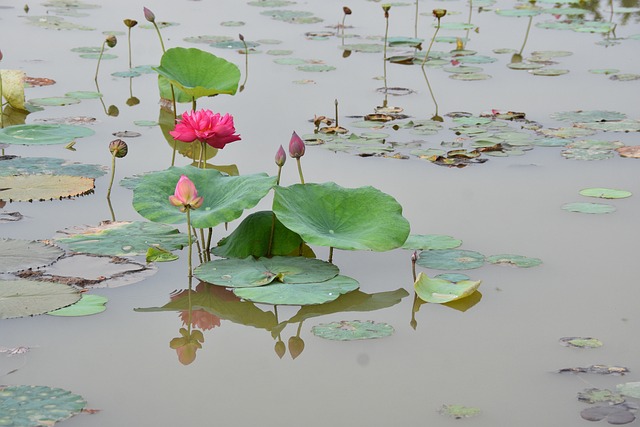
<box><xmin>496</xmin><ymin>8</ymin><xmax>542</xmax><ymax>16</ymax></box>
<box><xmin>589</xmin><ymin>69</ymin><xmax>620</xmax><ymax>75</ymax></box>
<box><xmin>0</xmin><ymin>238</ymin><xmax>65</xmax><ymax>274</ymax></box>
<box><xmin>55</xmin><ymin>221</ymin><xmax>189</xmax><ymax>256</ymax></box>
<box><xmin>414</xmin><ymin>272</ymin><xmax>482</xmax><ymax>303</ymax></box>
<box><xmin>261</xmin><ymin>9</ymin><xmax>323</xmax><ymax>24</ymax></box>
<box><xmin>0</xmin><ymin>124</ymin><xmax>95</xmax><ymax>145</ymax></box>
<box><xmin>562</xmin><ymin>202</ymin><xmax>616</xmax><ymax>214</ymax></box>
<box><xmin>402</xmin><ymin>234</ymin><xmax>462</xmax><ymax>250</ymax></box>
<box><xmin>296</xmin><ymin>64</ymin><xmax>336</xmax><ymax>72</ymax></box>
<box><xmin>0</xmin><ymin>279</ymin><xmax>81</xmax><ymax>319</ymax></box>
<box><xmin>578</xmin><ymin>388</ymin><xmax>626</xmax><ymax>404</ymax></box>
<box><xmin>550</xmin><ymin>110</ymin><xmax>626</xmax><ymax>122</ymax></box>
<box><xmin>580</xmin><ymin>405</ymin><xmax>636</xmax><ymax>424</ymax></box>
<box><xmin>0</xmin><ymin>385</ymin><xmax>87</xmax><ymax>425</ymax></box>
<box><xmin>616</xmin><ymin>382</ymin><xmax>640</xmax><ymax>399</ymax></box>
<box><xmin>508</xmin><ymin>62</ymin><xmax>545</xmax><ymax>70</ymax></box>
<box><xmin>65</xmin><ymin>90</ymin><xmax>102</xmax><ymax>99</ymax></box>
<box><xmin>610</xmin><ymin>73</ymin><xmax>640</xmax><ymax>82</ymax></box>
<box><xmin>486</xmin><ymin>254</ymin><xmax>542</xmax><ymax>268</ymax></box>
<box><xmin>0</xmin><ymin>174</ymin><xmax>94</xmax><ymax>202</ymax></box>
<box><xmin>531</xmin><ymin>68</ymin><xmax>569</xmax><ymax>76</ymax></box>
<box><xmin>311</xmin><ymin>320</ymin><xmax>395</xmax><ymax>341</ymax></box>
<box><xmin>273</xmin><ymin>183</ymin><xmax>410</xmax><ymax>252</ymax></box>
<box><xmin>194</xmin><ymin>256</ymin><xmax>339</xmax><ymax>288</ymax></box>
<box><xmin>132</xmin><ymin>166</ymin><xmax>276</xmax><ymax>229</ymax></box>
<box><xmin>449</xmin><ymin>72</ymin><xmax>492</xmax><ymax>81</ymax></box>
<box><xmin>540</xmin><ymin>127</ymin><xmax>596</xmax><ymax>138</ymax></box>
<box><xmin>248</xmin><ymin>0</ymin><xmax>296</xmax><ymax>6</ymax></box>
<box><xmin>79</xmin><ymin>53</ymin><xmax>117</xmax><ymax>60</ymax></box>
<box><xmin>417</xmin><ymin>249</ymin><xmax>485</xmax><ymax>270</ymax></box>
<box><xmin>567</xmin><ymin>139</ymin><xmax>623</xmax><ymax>150</ymax></box>
<box><xmin>233</xmin><ymin>275</ymin><xmax>359</xmax><ymax>305</ymax></box>
<box><xmin>579</xmin><ymin>188</ymin><xmax>631</xmax><ymax>199</ymax></box>
<box><xmin>24</xmin><ymin>15</ymin><xmax>94</xmax><ymax>30</ymax></box>
<box><xmin>339</xmin><ymin>43</ymin><xmax>384</xmax><ymax>53</ymax></box>
<box><xmin>559</xmin><ymin>336</ymin><xmax>603</xmax><ymax>348</ymax></box>
<box><xmin>575</xmin><ymin>120</ymin><xmax>640</xmax><ymax>132</ymax></box>
<box><xmin>559</xmin><ymin>365</ymin><xmax>629</xmax><ymax>375</ymax></box>
<box><xmin>210</xmin><ymin>40</ymin><xmax>259</xmax><ymax>49</ymax></box>
<box><xmin>183</xmin><ymin>35</ymin><xmax>234</xmax><ymax>44</ymax></box>
<box><xmin>0</xmin><ymin>157</ymin><xmax>106</xmax><ymax>178</ymax></box>
<box><xmin>47</xmin><ymin>293</ymin><xmax>107</xmax><ymax>316</ymax></box>
<box><xmin>562</xmin><ymin>148</ymin><xmax>614</xmax><ymax>161</ymax></box>
<box><xmin>29</xmin><ymin>97</ymin><xmax>81</xmax><ymax>107</ymax></box>
<box><xmin>438</xmin><ymin>404</ymin><xmax>481</xmax><ymax>419</ymax></box>
<box><xmin>154</xmin><ymin>47</ymin><xmax>241</xmax><ymax>98</ymax></box>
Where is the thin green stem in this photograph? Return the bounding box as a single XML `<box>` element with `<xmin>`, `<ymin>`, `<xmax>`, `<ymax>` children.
<box><xmin>267</xmin><ymin>211</ymin><xmax>277</xmax><ymax>258</ymax></box>
<box><xmin>296</xmin><ymin>158</ymin><xmax>305</xmax><ymax>184</ymax></box>
<box><xmin>127</xmin><ymin>27</ymin><xmax>133</xmax><ymax>69</ymax></box>
<box><xmin>186</xmin><ymin>208</ymin><xmax>193</xmax><ymax>278</ymax></box>
<box><xmin>329</xmin><ymin>247</ymin><xmax>334</xmax><ymax>263</ymax></box>
<box><xmin>199</xmin><ymin>228</ymin><xmax>206</xmax><ymax>261</ymax></box>
<box><xmin>421</xmin><ymin>66</ymin><xmax>439</xmax><ymax>119</ymax></box>
<box><xmin>383</xmin><ymin>14</ymin><xmax>389</xmax><ymax>94</ymax></box>
<box><xmin>276</xmin><ymin>165</ymin><xmax>282</xmax><ymax>186</ymax></box>
<box><xmin>414</xmin><ymin>0</ymin><xmax>419</xmax><ymax>39</ymax></box>
<box><xmin>153</xmin><ymin>22</ymin><xmax>166</xmax><ymax>53</ymax></box>
<box><xmin>341</xmin><ymin>14</ymin><xmax>347</xmax><ymax>41</ymax></box>
<box><xmin>0</xmin><ymin>73</ymin><xmax>4</xmax><ymax>128</ymax></box>
<box><xmin>518</xmin><ymin>16</ymin><xmax>533</xmax><ymax>56</ymax></box>
<box><xmin>240</xmin><ymin>37</ymin><xmax>249</xmax><ymax>91</ymax></box>
<box><xmin>107</xmin><ymin>195</ymin><xmax>116</xmax><ymax>222</ymax></box>
<box><xmin>94</xmin><ymin>41</ymin><xmax>106</xmax><ymax>82</ymax></box>
<box><xmin>334</xmin><ymin>99</ymin><xmax>339</xmax><ymax>128</ymax></box>
<box><xmin>106</xmin><ymin>152</ymin><xmax>117</xmax><ymax>199</ymax></box>
<box><xmin>464</xmin><ymin>0</ymin><xmax>473</xmax><ymax>48</ymax></box>
<box><xmin>420</xmin><ymin>19</ymin><xmax>441</xmax><ymax>67</ymax></box>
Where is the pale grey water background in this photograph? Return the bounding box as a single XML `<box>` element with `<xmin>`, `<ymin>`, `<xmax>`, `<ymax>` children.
<box><xmin>1</xmin><ymin>0</ymin><xmax>639</xmax><ymax>426</ymax></box>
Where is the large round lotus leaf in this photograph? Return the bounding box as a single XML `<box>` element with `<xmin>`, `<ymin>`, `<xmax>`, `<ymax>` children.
<box><xmin>47</xmin><ymin>294</ymin><xmax>107</xmax><ymax>316</ymax></box>
<box><xmin>0</xmin><ymin>279</ymin><xmax>81</xmax><ymax>319</ymax></box>
<box><xmin>55</xmin><ymin>221</ymin><xmax>189</xmax><ymax>256</ymax></box>
<box><xmin>616</xmin><ymin>382</ymin><xmax>640</xmax><ymax>399</ymax></box>
<box><xmin>0</xmin><ymin>385</ymin><xmax>87</xmax><ymax>425</ymax></box>
<box><xmin>0</xmin><ymin>124</ymin><xmax>95</xmax><ymax>145</ymax></box>
<box><xmin>562</xmin><ymin>202</ymin><xmax>616</xmax><ymax>214</ymax></box>
<box><xmin>417</xmin><ymin>249</ymin><xmax>485</xmax><ymax>270</ymax></box>
<box><xmin>550</xmin><ymin>110</ymin><xmax>626</xmax><ymax>122</ymax></box>
<box><xmin>414</xmin><ymin>272</ymin><xmax>482</xmax><ymax>303</ymax></box>
<box><xmin>0</xmin><ymin>238</ymin><xmax>65</xmax><ymax>273</ymax></box>
<box><xmin>0</xmin><ymin>174</ymin><xmax>95</xmax><ymax>202</ymax></box>
<box><xmin>212</xmin><ymin>211</ymin><xmax>303</xmax><ymax>258</ymax></box>
<box><xmin>311</xmin><ymin>320</ymin><xmax>395</xmax><ymax>341</ymax></box>
<box><xmin>402</xmin><ymin>234</ymin><xmax>462</xmax><ymax>250</ymax></box>
<box><xmin>194</xmin><ymin>256</ymin><xmax>339</xmax><ymax>288</ymax></box>
<box><xmin>0</xmin><ymin>157</ymin><xmax>106</xmax><ymax>178</ymax></box>
<box><xmin>486</xmin><ymin>254</ymin><xmax>542</xmax><ymax>268</ymax></box>
<box><xmin>153</xmin><ymin>47</ymin><xmax>241</xmax><ymax>98</ymax></box>
<box><xmin>233</xmin><ymin>275</ymin><xmax>359</xmax><ymax>305</ymax></box>
<box><xmin>132</xmin><ymin>166</ymin><xmax>277</xmax><ymax>228</ymax></box>
<box><xmin>273</xmin><ymin>183</ymin><xmax>410</xmax><ymax>251</ymax></box>
<box><xmin>579</xmin><ymin>188</ymin><xmax>632</xmax><ymax>199</ymax></box>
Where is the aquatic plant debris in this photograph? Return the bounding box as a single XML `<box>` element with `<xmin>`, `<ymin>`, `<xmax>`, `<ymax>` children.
<box><xmin>558</xmin><ymin>365</ymin><xmax>629</xmax><ymax>375</ymax></box>
<box><xmin>311</xmin><ymin>320</ymin><xmax>395</xmax><ymax>341</ymax></box>
<box><xmin>438</xmin><ymin>404</ymin><xmax>481</xmax><ymax>419</ymax></box>
<box><xmin>616</xmin><ymin>382</ymin><xmax>640</xmax><ymax>399</ymax></box>
<box><xmin>559</xmin><ymin>337</ymin><xmax>603</xmax><ymax>348</ymax></box>
<box><xmin>0</xmin><ymin>385</ymin><xmax>87</xmax><ymax>426</ymax></box>
<box><xmin>578</xmin><ymin>388</ymin><xmax>626</xmax><ymax>404</ymax></box>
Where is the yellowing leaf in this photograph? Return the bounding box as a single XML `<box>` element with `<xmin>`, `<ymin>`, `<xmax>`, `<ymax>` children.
<box><xmin>0</xmin><ymin>69</ymin><xmax>27</xmax><ymax>111</ymax></box>
<box><xmin>414</xmin><ymin>272</ymin><xmax>481</xmax><ymax>303</ymax></box>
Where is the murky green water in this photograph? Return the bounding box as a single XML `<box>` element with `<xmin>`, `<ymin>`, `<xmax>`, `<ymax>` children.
<box><xmin>1</xmin><ymin>0</ymin><xmax>639</xmax><ymax>425</ymax></box>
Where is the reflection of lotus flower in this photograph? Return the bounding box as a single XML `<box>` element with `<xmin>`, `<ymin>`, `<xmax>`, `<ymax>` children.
<box><xmin>170</xmin><ymin>109</ymin><xmax>241</xmax><ymax>149</ymax></box>
<box><xmin>169</xmin><ymin>328</ymin><xmax>204</xmax><ymax>365</ymax></box>
<box><xmin>169</xmin><ymin>175</ymin><xmax>203</xmax><ymax>212</ymax></box>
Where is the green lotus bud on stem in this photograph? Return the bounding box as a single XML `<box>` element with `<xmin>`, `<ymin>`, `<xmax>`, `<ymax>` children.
<box><xmin>109</xmin><ymin>139</ymin><xmax>128</xmax><ymax>158</ymax></box>
<box><xmin>433</xmin><ymin>8</ymin><xmax>447</xmax><ymax>19</ymax></box>
<box><xmin>106</xmin><ymin>35</ymin><xmax>117</xmax><ymax>48</ymax></box>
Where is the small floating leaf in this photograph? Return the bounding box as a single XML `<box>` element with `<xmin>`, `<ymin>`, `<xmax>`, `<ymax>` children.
<box><xmin>559</xmin><ymin>336</ymin><xmax>603</xmax><ymax>348</ymax></box>
<box><xmin>417</xmin><ymin>249</ymin><xmax>485</xmax><ymax>270</ymax></box>
<box><xmin>616</xmin><ymin>382</ymin><xmax>640</xmax><ymax>399</ymax></box>
<box><xmin>0</xmin><ymin>279</ymin><xmax>81</xmax><ymax>319</ymax></box>
<box><xmin>311</xmin><ymin>320</ymin><xmax>395</xmax><ymax>341</ymax></box>
<box><xmin>579</xmin><ymin>188</ymin><xmax>631</xmax><ymax>199</ymax></box>
<box><xmin>414</xmin><ymin>273</ymin><xmax>482</xmax><ymax>304</ymax></box>
<box><xmin>65</xmin><ymin>90</ymin><xmax>102</xmax><ymax>99</ymax></box>
<box><xmin>29</xmin><ymin>97</ymin><xmax>81</xmax><ymax>107</ymax></box>
<box><xmin>486</xmin><ymin>254</ymin><xmax>542</xmax><ymax>268</ymax></box>
<box><xmin>402</xmin><ymin>234</ymin><xmax>462</xmax><ymax>250</ymax></box>
<box><xmin>562</xmin><ymin>202</ymin><xmax>616</xmax><ymax>214</ymax></box>
<box><xmin>438</xmin><ymin>404</ymin><xmax>481</xmax><ymax>419</ymax></box>
<box><xmin>578</xmin><ymin>388</ymin><xmax>626</xmax><ymax>404</ymax></box>
<box><xmin>0</xmin><ymin>385</ymin><xmax>87</xmax><ymax>425</ymax></box>
<box><xmin>146</xmin><ymin>246</ymin><xmax>179</xmax><ymax>263</ymax></box>
<box><xmin>0</xmin><ymin>124</ymin><xmax>94</xmax><ymax>146</ymax></box>
<box><xmin>47</xmin><ymin>293</ymin><xmax>108</xmax><ymax>316</ymax></box>
<box><xmin>296</xmin><ymin>64</ymin><xmax>336</xmax><ymax>72</ymax></box>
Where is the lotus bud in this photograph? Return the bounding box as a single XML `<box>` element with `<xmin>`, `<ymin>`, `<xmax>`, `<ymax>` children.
<box><xmin>169</xmin><ymin>175</ymin><xmax>204</xmax><ymax>211</ymax></box>
<box><xmin>433</xmin><ymin>9</ymin><xmax>447</xmax><ymax>19</ymax></box>
<box><xmin>106</xmin><ymin>35</ymin><xmax>117</xmax><ymax>48</ymax></box>
<box><xmin>274</xmin><ymin>340</ymin><xmax>286</xmax><ymax>359</ymax></box>
<box><xmin>109</xmin><ymin>139</ymin><xmax>128</xmax><ymax>158</ymax></box>
<box><xmin>143</xmin><ymin>6</ymin><xmax>155</xmax><ymax>23</ymax></box>
<box><xmin>123</xmin><ymin>19</ymin><xmax>138</xmax><ymax>28</ymax></box>
<box><xmin>24</xmin><ymin>4</ymin><xmax>29</xmax><ymax>13</ymax></box>
<box><xmin>288</xmin><ymin>131</ymin><xmax>305</xmax><ymax>159</ymax></box>
<box><xmin>288</xmin><ymin>336</ymin><xmax>305</xmax><ymax>359</ymax></box>
<box><xmin>343</xmin><ymin>6</ymin><xmax>352</xmax><ymax>15</ymax></box>
<box><xmin>275</xmin><ymin>145</ymin><xmax>286</xmax><ymax>167</ymax></box>
<box><xmin>411</xmin><ymin>251</ymin><xmax>418</xmax><ymax>263</ymax></box>
<box><xmin>382</xmin><ymin>3</ymin><xmax>391</xmax><ymax>17</ymax></box>
<box><xmin>238</xmin><ymin>33</ymin><xmax>245</xmax><ymax>41</ymax></box>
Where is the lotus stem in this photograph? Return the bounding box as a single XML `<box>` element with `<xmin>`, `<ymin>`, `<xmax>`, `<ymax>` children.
<box><xmin>152</xmin><ymin>22</ymin><xmax>166</xmax><ymax>53</ymax></box>
<box><xmin>239</xmin><ymin>34</ymin><xmax>249</xmax><ymax>92</ymax></box>
<box><xmin>329</xmin><ymin>246</ymin><xmax>334</xmax><ymax>263</ymax></box>
<box><xmin>410</xmin><ymin>293</ymin><xmax>419</xmax><ymax>330</ymax></box>
<box><xmin>0</xmin><ymin>74</ymin><xmax>4</xmax><ymax>129</ymax></box>
<box><xmin>421</xmin><ymin>66</ymin><xmax>439</xmax><ymax>119</ymax></box>
<box><xmin>198</xmin><ymin>141</ymin><xmax>206</xmax><ymax>169</ymax></box>
<box><xmin>106</xmin><ymin>151</ymin><xmax>117</xmax><ymax>200</ymax></box>
<box><xmin>206</xmin><ymin>228</ymin><xmax>213</xmax><ymax>262</ymax></box>
<box><xmin>411</xmin><ymin>251</ymin><xmax>417</xmax><ymax>282</ymax></box>
<box><xmin>519</xmin><ymin>16</ymin><xmax>533</xmax><ymax>56</ymax></box>
<box><xmin>127</xmin><ymin>27</ymin><xmax>133</xmax><ymax>69</ymax></box>
<box><xmin>186</xmin><ymin>208</ymin><xmax>193</xmax><ymax>278</ymax></box>
<box><xmin>94</xmin><ymin>40</ymin><xmax>106</xmax><ymax>82</ymax></box>
<box><xmin>383</xmin><ymin>8</ymin><xmax>390</xmax><ymax>95</ymax></box>
<box><xmin>420</xmin><ymin>18</ymin><xmax>441</xmax><ymax>67</ymax></box>
<box><xmin>276</xmin><ymin>165</ymin><xmax>283</xmax><ymax>186</ymax></box>
<box><xmin>267</xmin><ymin>212</ymin><xmax>277</xmax><ymax>258</ymax></box>
<box><xmin>199</xmin><ymin>228</ymin><xmax>206</xmax><ymax>261</ymax></box>
<box><xmin>414</xmin><ymin>0</ymin><xmax>419</xmax><ymax>39</ymax></box>
<box><xmin>192</xmin><ymin>225</ymin><xmax>203</xmax><ymax>264</ymax></box>
<box><xmin>334</xmin><ymin>99</ymin><xmax>339</xmax><ymax>128</ymax></box>
<box><xmin>296</xmin><ymin>158</ymin><xmax>305</xmax><ymax>184</ymax></box>
<box><xmin>107</xmin><ymin>195</ymin><xmax>116</xmax><ymax>222</ymax></box>
<box><xmin>464</xmin><ymin>0</ymin><xmax>473</xmax><ymax>48</ymax></box>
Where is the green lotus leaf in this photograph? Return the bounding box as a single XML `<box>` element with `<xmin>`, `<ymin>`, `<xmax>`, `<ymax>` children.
<box><xmin>273</xmin><ymin>183</ymin><xmax>410</xmax><ymax>251</ymax></box>
<box><xmin>0</xmin><ymin>238</ymin><xmax>65</xmax><ymax>273</ymax></box>
<box><xmin>132</xmin><ymin>166</ymin><xmax>277</xmax><ymax>228</ymax></box>
<box><xmin>55</xmin><ymin>221</ymin><xmax>189</xmax><ymax>257</ymax></box>
<box><xmin>562</xmin><ymin>202</ymin><xmax>616</xmax><ymax>214</ymax></box>
<box><xmin>146</xmin><ymin>246</ymin><xmax>179</xmax><ymax>262</ymax></box>
<box><xmin>0</xmin><ymin>124</ymin><xmax>95</xmax><ymax>145</ymax></box>
<box><xmin>566</xmin><ymin>139</ymin><xmax>623</xmax><ymax>150</ymax></box>
<box><xmin>578</xmin><ymin>388</ymin><xmax>626</xmax><ymax>404</ymax></box>
<box><xmin>561</xmin><ymin>148</ymin><xmax>614</xmax><ymax>161</ymax></box>
<box><xmin>417</xmin><ymin>249</ymin><xmax>485</xmax><ymax>270</ymax></box>
<box><xmin>574</xmin><ymin>120</ymin><xmax>640</xmax><ymax>132</ymax></box>
<box><xmin>486</xmin><ymin>254</ymin><xmax>542</xmax><ymax>268</ymax></box>
<box><xmin>438</xmin><ymin>404</ymin><xmax>482</xmax><ymax>419</ymax></box>
<box><xmin>0</xmin><ymin>174</ymin><xmax>95</xmax><ymax>202</ymax></box>
<box><xmin>212</xmin><ymin>211</ymin><xmax>303</xmax><ymax>258</ymax></box>
<box><xmin>261</xmin><ymin>9</ymin><xmax>323</xmax><ymax>24</ymax></box>
<box><xmin>550</xmin><ymin>110</ymin><xmax>626</xmax><ymax>122</ymax></box>
<box><xmin>233</xmin><ymin>275</ymin><xmax>359</xmax><ymax>305</ymax></box>
<box><xmin>616</xmin><ymin>382</ymin><xmax>640</xmax><ymax>399</ymax></box>
<box><xmin>311</xmin><ymin>320</ymin><xmax>395</xmax><ymax>341</ymax></box>
<box><xmin>194</xmin><ymin>256</ymin><xmax>339</xmax><ymax>288</ymax></box>
<box><xmin>0</xmin><ymin>156</ymin><xmax>107</xmax><ymax>178</ymax></box>
<box><xmin>579</xmin><ymin>188</ymin><xmax>632</xmax><ymax>199</ymax></box>
<box><xmin>47</xmin><ymin>294</ymin><xmax>108</xmax><ymax>316</ymax></box>
<box><xmin>414</xmin><ymin>273</ymin><xmax>482</xmax><ymax>304</ymax></box>
<box><xmin>0</xmin><ymin>385</ymin><xmax>86</xmax><ymax>425</ymax></box>
<box><xmin>0</xmin><ymin>279</ymin><xmax>81</xmax><ymax>319</ymax></box>
<box><xmin>402</xmin><ymin>234</ymin><xmax>462</xmax><ymax>250</ymax></box>
<box><xmin>496</xmin><ymin>8</ymin><xmax>542</xmax><ymax>16</ymax></box>
<box><xmin>153</xmin><ymin>47</ymin><xmax>241</xmax><ymax>98</ymax></box>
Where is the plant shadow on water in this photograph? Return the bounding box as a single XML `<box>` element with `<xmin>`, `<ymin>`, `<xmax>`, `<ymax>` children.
<box><xmin>1</xmin><ymin>0</ymin><xmax>640</xmax><ymax>425</ymax></box>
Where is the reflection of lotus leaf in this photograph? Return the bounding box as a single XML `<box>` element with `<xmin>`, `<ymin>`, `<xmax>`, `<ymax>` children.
<box><xmin>274</xmin><ymin>183</ymin><xmax>409</xmax><ymax>251</ymax></box>
<box><xmin>194</xmin><ymin>256</ymin><xmax>339</xmax><ymax>288</ymax></box>
<box><xmin>0</xmin><ymin>385</ymin><xmax>87</xmax><ymax>425</ymax></box>
<box><xmin>417</xmin><ymin>249</ymin><xmax>485</xmax><ymax>270</ymax></box>
<box><xmin>311</xmin><ymin>320</ymin><xmax>395</xmax><ymax>341</ymax></box>
<box><xmin>562</xmin><ymin>202</ymin><xmax>616</xmax><ymax>214</ymax></box>
<box><xmin>0</xmin><ymin>279</ymin><xmax>81</xmax><ymax>319</ymax></box>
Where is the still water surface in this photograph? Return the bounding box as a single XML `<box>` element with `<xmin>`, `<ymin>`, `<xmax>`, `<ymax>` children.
<box><xmin>1</xmin><ymin>0</ymin><xmax>639</xmax><ymax>425</ymax></box>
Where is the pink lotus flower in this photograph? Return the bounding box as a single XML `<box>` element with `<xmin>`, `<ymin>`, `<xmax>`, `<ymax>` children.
<box><xmin>169</xmin><ymin>175</ymin><xmax>203</xmax><ymax>212</ymax></box>
<box><xmin>170</xmin><ymin>109</ymin><xmax>241</xmax><ymax>149</ymax></box>
<box><xmin>143</xmin><ymin>6</ymin><xmax>155</xmax><ymax>22</ymax></box>
<box><xmin>275</xmin><ymin>145</ymin><xmax>287</xmax><ymax>167</ymax></box>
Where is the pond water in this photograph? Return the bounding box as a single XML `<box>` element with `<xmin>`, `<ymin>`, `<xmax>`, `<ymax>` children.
<box><xmin>1</xmin><ymin>0</ymin><xmax>639</xmax><ymax>425</ymax></box>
